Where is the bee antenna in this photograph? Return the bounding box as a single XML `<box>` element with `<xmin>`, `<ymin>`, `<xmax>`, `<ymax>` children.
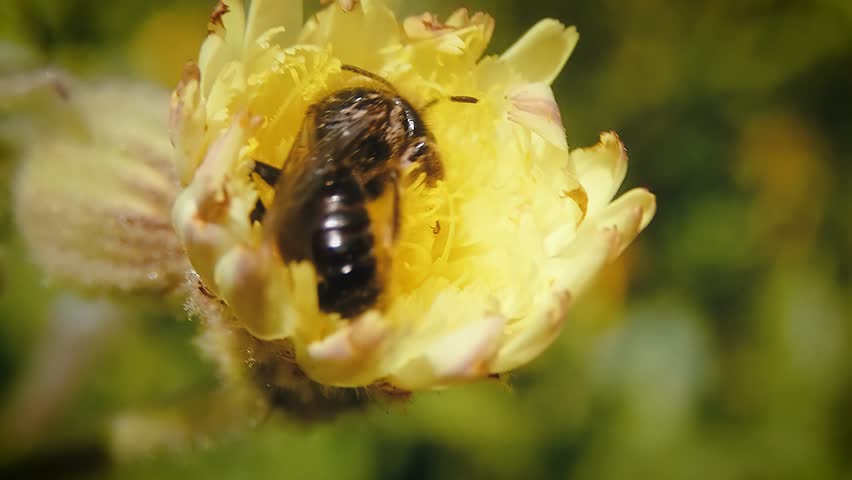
<box><xmin>341</xmin><ymin>65</ymin><xmax>481</xmax><ymax>107</ymax></box>
<box><xmin>450</xmin><ymin>95</ymin><xmax>479</xmax><ymax>104</ymax></box>
<box><xmin>340</xmin><ymin>64</ymin><xmax>396</xmax><ymax>91</ymax></box>
<box><xmin>421</xmin><ymin>95</ymin><xmax>479</xmax><ymax>112</ymax></box>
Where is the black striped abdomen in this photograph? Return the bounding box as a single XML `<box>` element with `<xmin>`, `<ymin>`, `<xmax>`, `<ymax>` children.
<box><xmin>312</xmin><ymin>172</ymin><xmax>379</xmax><ymax>318</ymax></box>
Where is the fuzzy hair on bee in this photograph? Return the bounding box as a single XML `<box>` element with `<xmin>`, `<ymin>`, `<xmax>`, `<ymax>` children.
<box><xmin>251</xmin><ymin>65</ymin><xmax>454</xmax><ymax>319</ymax></box>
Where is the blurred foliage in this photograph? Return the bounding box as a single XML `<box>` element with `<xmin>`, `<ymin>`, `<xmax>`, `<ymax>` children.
<box><xmin>1</xmin><ymin>0</ymin><xmax>851</xmax><ymax>478</ymax></box>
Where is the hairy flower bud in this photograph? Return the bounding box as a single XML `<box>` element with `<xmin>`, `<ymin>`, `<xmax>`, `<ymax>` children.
<box><xmin>12</xmin><ymin>79</ymin><xmax>188</xmax><ymax>295</ymax></box>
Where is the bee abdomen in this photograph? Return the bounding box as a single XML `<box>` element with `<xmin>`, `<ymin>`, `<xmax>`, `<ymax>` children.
<box><xmin>312</xmin><ymin>173</ymin><xmax>379</xmax><ymax>318</ymax></box>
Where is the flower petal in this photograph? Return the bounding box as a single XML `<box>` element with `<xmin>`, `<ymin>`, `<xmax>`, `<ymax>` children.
<box><xmin>321</xmin><ymin>0</ymin><xmax>359</xmax><ymax>12</ymax></box>
<box><xmin>216</xmin><ymin>0</ymin><xmax>246</xmax><ymax>52</ymax></box>
<box><xmin>214</xmin><ymin>245</ymin><xmax>277</xmax><ymax>338</ymax></box>
<box><xmin>592</xmin><ymin>187</ymin><xmax>656</xmax><ymax>258</ymax></box>
<box><xmin>492</xmin><ymin>292</ymin><xmax>570</xmax><ymax>372</ymax></box>
<box><xmin>389</xmin><ymin>314</ymin><xmax>506</xmax><ymax>390</ymax></box>
<box><xmin>172</xmin><ymin>196</ymin><xmax>233</xmax><ymax>296</ymax></box>
<box><xmin>244</xmin><ymin>0</ymin><xmax>302</xmax><ymax>58</ymax></box>
<box><xmin>569</xmin><ymin>131</ymin><xmax>628</xmax><ymax>215</ymax></box>
<box><xmin>297</xmin><ymin>0</ymin><xmax>400</xmax><ymax>72</ymax></box>
<box><xmin>170</xmin><ymin>63</ymin><xmax>206</xmax><ymax>184</ymax></box>
<box><xmin>198</xmin><ymin>34</ymin><xmax>232</xmax><ymax>98</ymax></box>
<box><xmin>500</xmin><ymin>19</ymin><xmax>578</xmax><ymax>85</ymax></box>
<box><xmin>304</xmin><ymin>312</ymin><xmax>389</xmax><ymax>386</ymax></box>
<box><xmin>493</xmin><ymin>226</ymin><xmax>618</xmax><ymax>372</ymax></box>
<box><xmin>172</xmin><ymin>116</ymin><xmax>257</xmax><ymax>286</ymax></box>
<box><xmin>506</xmin><ymin>82</ymin><xmax>567</xmax><ymax>150</ymax></box>
<box><xmin>402</xmin><ymin>9</ymin><xmax>494</xmax><ymax>60</ymax></box>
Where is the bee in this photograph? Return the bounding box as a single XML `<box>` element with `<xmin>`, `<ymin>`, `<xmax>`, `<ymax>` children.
<box><xmin>251</xmin><ymin>65</ymin><xmax>475</xmax><ymax>319</ymax></box>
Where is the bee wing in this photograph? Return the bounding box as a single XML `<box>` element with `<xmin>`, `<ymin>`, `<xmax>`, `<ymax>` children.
<box><xmin>263</xmin><ymin>114</ymin><xmax>375</xmax><ymax>260</ymax></box>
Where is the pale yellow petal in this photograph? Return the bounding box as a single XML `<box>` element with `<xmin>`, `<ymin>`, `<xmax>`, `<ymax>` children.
<box><xmin>219</xmin><ymin>0</ymin><xmax>247</xmax><ymax>52</ymax></box>
<box><xmin>444</xmin><ymin>8</ymin><xmax>472</xmax><ymax>27</ymax></box>
<box><xmin>493</xmin><ymin>226</ymin><xmax>617</xmax><ymax>372</ymax></box>
<box><xmin>506</xmin><ymin>82</ymin><xmax>567</xmax><ymax>150</ymax></box>
<box><xmin>205</xmin><ymin>61</ymin><xmax>247</xmax><ymax>128</ymax></box>
<box><xmin>184</xmin><ymin>117</ymin><xmax>248</xmax><ymax>216</ymax></box>
<box><xmin>171</xmin><ymin>116</ymin><xmax>256</xmax><ymax>286</ymax></box>
<box><xmin>304</xmin><ymin>312</ymin><xmax>389</xmax><ymax>385</ymax></box>
<box><xmin>170</xmin><ymin>63</ymin><xmax>206</xmax><ymax>185</ymax></box>
<box><xmin>244</xmin><ymin>0</ymin><xmax>302</xmax><ymax>57</ymax></box>
<box><xmin>569</xmin><ymin>131</ymin><xmax>628</xmax><ymax>215</ymax></box>
<box><xmin>321</xmin><ymin>0</ymin><xmax>360</xmax><ymax>12</ymax></box>
<box><xmin>389</xmin><ymin>315</ymin><xmax>506</xmax><ymax>390</ymax></box>
<box><xmin>492</xmin><ymin>292</ymin><xmax>571</xmax><ymax>372</ymax></box>
<box><xmin>402</xmin><ymin>9</ymin><xmax>494</xmax><ymax>61</ymax></box>
<box><xmin>500</xmin><ymin>19</ymin><xmax>578</xmax><ymax>85</ymax></box>
<box><xmin>214</xmin><ymin>245</ymin><xmax>277</xmax><ymax>338</ymax></box>
<box><xmin>474</xmin><ymin>54</ymin><xmax>520</xmax><ymax>91</ymax></box>
<box><xmin>198</xmin><ymin>34</ymin><xmax>233</xmax><ymax>98</ymax></box>
<box><xmin>464</xmin><ymin>12</ymin><xmax>495</xmax><ymax>61</ymax></box>
<box><xmin>297</xmin><ymin>1</ymin><xmax>400</xmax><ymax>72</ymax></box>
<box><xmin>592</xmin><ymin>187</ymin><xmax>656</xmax><ymax>258</ymax></box>
<box><xmin>172</xmin><ymin>195</ymin><xmax>234</xmax><ymax>296</ymax></box>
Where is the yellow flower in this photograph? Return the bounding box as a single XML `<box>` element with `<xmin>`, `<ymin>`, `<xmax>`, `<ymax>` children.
<box><xmin>171</xmin><ymin>0</ymin><xmax>655</xmax><ymax>391</ymax></box>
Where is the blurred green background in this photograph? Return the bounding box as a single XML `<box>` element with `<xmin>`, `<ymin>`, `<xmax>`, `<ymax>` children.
<box><xmin>1</xmin><ymin>0</ymin><xmax>851</xmax><ymax>478</ymax></box>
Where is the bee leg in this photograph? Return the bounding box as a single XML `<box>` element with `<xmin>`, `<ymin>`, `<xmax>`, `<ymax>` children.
<box><xmin>403</xmin><ymin>139</ymin><xmax>443</xmax><ymax>185</ymax></box>
<box><xmin>391</xmin><ymin>171</ymin><xmax>401</xmax><ymax>239</ymax></box>
<box><xmin>252</xmin><ymin>161</ymin><xmax>281</xmax><ymax>186</ymax></box>
<box><xmin>249</xmin><ymin>199</ymin><xmax>267</xmax><ymax>224</ymax></box>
